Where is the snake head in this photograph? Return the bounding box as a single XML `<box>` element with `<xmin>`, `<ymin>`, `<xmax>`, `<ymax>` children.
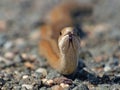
<box><xmin>58</xmin><ymin>27</ymin><xmax>81</xmax><ymax>54</ymax></box>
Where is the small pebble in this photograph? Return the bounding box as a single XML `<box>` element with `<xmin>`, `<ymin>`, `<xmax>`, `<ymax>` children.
<box><xmin>60</xmin><ymin>83</ymin><xmax>69</xmax><ymax>89</ymax></box>
<box><xmin>14</xmin><ymin>38</ymin><xmax>26</xmax><ymax>49</ymax></box>
<box><xmin>36</xmin><ymin>68</ymin><xmax>47</xmax><ymax>77</ymax></box>
<box><xmin>0</xmin><ymin>20</ymin><xmax>7</xmax><ymax>31</ymax></box>
<box><xmin>92</xmin><ymin>67</ymin><xmax>103</xmax><ymax>74</ymax></box>
<box><xmin>20</xmin><ymin>53</ymin><xmax>36</xmax><ymax>62</ymax></box>
<box><xmin>0</xmin><ymin>34</ymin><xmax>7</xmax><ymax>47</ymax></box>
<box><xmin>53</xmin><ymin>77</ymin><xmax>72</xmax><ymax>85</ymax></box>
<box><xmin>24</xmin><ymin>62</ymin><xmax>35</xmax><ymax>69</ymax></box>
<box><xmin>4</xmin><ymin>41</ymin><xmax>13</xmax><ymax>49</ymax></box>
<box><xmin>97</xmin><ymin>84</ymin><xmax>110</xmax><ymax>90</ymax></box>
<box><xmin>14</xmin><ymin>55</ymin><xmax>22</xmax><ymax>63</ymax></box>
<box><xmin>47</xmin><ymin>70</ymin><xmax>60</xmax><ymax>79</ymax></box>
<box><xmin>93</xmin><ymin>23</ymin><xmax>110</xmax><ymax>33</ymax></box>
<box><xmin>13</xmin><ymin>86</ymin><xmax>21</xmax><ymax>90</ymax></box>
<box><xmin>94</xmin><ymin>55</ymin><xmax>108</xmax><ymax>63</ymax></box>
<box><xmin>22</xmin><ymin>84</ymin><xmax>33</xmax><ymax>89</ymax></box>
<box><xmin>0</xmin><ymin>78</ymin><xmax>6</xmax><ymax>86</ymax></box>
<box><xmin>39</xmin><ymin>87</ymin><xmax>47</xmax><ymax>90</ymax></box>
<box><xmin>32</xmin><ymin>72</ymin><xmax>44</xmax><ymax>79</ymax></box>
<box><xmin>0</xmin><ymin>56</ymin><xmax>6</xmax><ymax>62</ymax></box>
<box><xmin>42</xmin><ymin>79</ymin><xmax>54</xmax><ymax>86</ymax></box>
<box><xmin>22</xmin><ymin>75</ymin><xmax>29</xmax><ymax>79</ymax></box>
<box><xmin>111</xmin><ymin>84</ymin><xmax>120</xmax><ymax>90</ymax></box>
<box><xmin>29</xmin><ymin>30</ymin><xmax>40</xmax><ymax>41</ymax></box>
<box><xmin>20</xmin><ymin>53</ymin><xmax>29</xmax><ymax>61</ymax></box>
<box><xmin>42</xmin><ymin>78</ymin><xmax>47</xmax><ymax>84</ymax></box>
<box><xmin>52</xmin><ymin>85</ymin><xmax>64</xmax><ymax>90</ymax></box>
<box><xmin>46</xmin><ymin>79</ymin><xmax>54</xmax><ymax>86</ymax></box>
<box><xmin>104</xmin><ymin>65</ymin><xmax>112</xmax><ymax>72</ymax></box>
<box><xmin>114</xmin><ymin>51</ymin><xmax>120</xmax><ymax>59</ymax></box>
<box><xmin>4</xmin><ymin>52</ymin><xmax>14</xmax><ymax>60</ymax></box>
<box><xmin>29</xmin><ymin>55</ymin><xmax>36</xmax><ymax>62</ymax></box>
<box><xmin>73</xmin><ymin>84</ymin><xmax>89</xmax><ymax>90</ymax></box>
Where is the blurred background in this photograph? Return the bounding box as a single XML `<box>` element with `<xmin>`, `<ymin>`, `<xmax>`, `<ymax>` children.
<box><xmin>0</xmin><ymin>0</ymin><xmax>120</xmax><ymax>32</ymax></box>
<box><xmin>0</xmin><ymin>0</ymin><xmax>120</xmax><ymax>89</ymax></box>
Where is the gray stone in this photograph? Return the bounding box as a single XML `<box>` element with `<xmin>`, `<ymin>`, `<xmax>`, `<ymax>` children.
<box><xmin>35</xmin><ymin>68</ymin><xmax>47</xmax><ymax>77</ymax></box>
<box><xmin>22</xmin><ymin>84</ymin><xmax>33</xmax><ymax>89</ymax></box>
<box><xmin>73</xmin><ymin>84</ymin><xmax>89</xmax><ymax>90</ymax></box>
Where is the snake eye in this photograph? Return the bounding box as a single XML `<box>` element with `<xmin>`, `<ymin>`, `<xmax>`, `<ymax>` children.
<box><xmin>59</xmin><ymin>31</ymin><xmax>62</xmax><ymax>35</ymax></box>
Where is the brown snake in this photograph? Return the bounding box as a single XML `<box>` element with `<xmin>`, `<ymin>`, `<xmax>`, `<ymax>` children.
<box><xmin>39</xmin><ymin>1</ymin><xmax>93</xmax><ymax>75</ymax></box>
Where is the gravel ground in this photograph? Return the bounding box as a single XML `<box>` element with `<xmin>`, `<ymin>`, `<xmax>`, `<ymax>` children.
<box><xmin>0</xmin><ymin>0</ymin><xmax>120</xmax><ymax>90</ymax></box>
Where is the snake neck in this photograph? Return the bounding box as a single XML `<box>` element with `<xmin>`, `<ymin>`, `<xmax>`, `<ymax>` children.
<box><xmin>57</xmin><ymin>46</ymin><xmax>79</xmax><ymax>75</ymax></box>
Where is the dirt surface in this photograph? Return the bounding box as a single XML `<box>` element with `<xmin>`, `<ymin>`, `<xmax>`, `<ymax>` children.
<box><xmin>0</xmin><ymin>0</ymin><xmax>120</xmax><ymax>90</ymax></box>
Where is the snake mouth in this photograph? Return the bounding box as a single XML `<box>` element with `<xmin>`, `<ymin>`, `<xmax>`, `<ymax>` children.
<box><xmin>67</xmin><ymin>33</ymin><xmax>76</xmax><ymax>52</ymax></box>
<box><xmin>68</xmin><ymin>32</ymin><xmax>73</xmax><ymax>42</ymax></box>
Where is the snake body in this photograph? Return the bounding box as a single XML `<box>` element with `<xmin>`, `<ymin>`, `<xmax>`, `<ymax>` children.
<box><xmin>39</xmin><ymin>1</ymin><xmax>93</xmax><ymax>75</ymax></box>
